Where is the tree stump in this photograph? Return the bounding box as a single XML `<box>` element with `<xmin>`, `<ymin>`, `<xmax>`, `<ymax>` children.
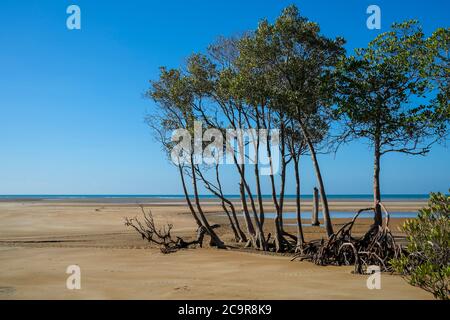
<box><xmin>312</xmin><ymin>187</ymin><xmax>320</xmax><ymax>226</ymax></box>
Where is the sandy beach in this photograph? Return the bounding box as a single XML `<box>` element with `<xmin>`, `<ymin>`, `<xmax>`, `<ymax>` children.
<box><xmin>0</xmin><ymin>199</ymin><xmax>432</xmax><ymax>299</ymax></box>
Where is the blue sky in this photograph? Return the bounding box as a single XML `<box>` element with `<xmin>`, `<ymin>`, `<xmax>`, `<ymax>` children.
<box><xmin>0</xmin><ymin>0</ymin><xmax>449</xmax><ymax>195</ymax></box>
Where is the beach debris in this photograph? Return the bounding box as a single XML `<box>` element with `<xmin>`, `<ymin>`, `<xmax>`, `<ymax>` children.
<box><xmin>124</xmin><ymin>205</ymin><xmax>206</xmax><ymax>254</ymax></box>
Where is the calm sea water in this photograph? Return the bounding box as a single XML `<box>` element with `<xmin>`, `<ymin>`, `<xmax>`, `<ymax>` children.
<box><xmin>0</xmin><ymin>194</ymin><xmax>431</xmax><ymax>201</ymax></box>
<box><xmin>264</xmin><ymin>211</ymin><xmax>419</xmax><ymax>220</ymax></box>
<box><xmin>218</xmin><ymin>211</ymin><xmax>419</xmax><ymax>223</ymax></box>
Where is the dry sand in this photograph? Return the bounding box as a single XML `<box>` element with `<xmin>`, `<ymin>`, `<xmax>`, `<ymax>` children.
<box><xmin>0</xmin><ymin>199</ymin><xmax>432</xmax><ymax>299</ymax></box>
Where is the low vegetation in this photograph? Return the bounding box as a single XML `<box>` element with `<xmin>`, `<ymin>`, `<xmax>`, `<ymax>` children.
<box><xmin>391</xmin><ymin>192</ymin><xmax>450</xmax><ymax>300</ymax></box>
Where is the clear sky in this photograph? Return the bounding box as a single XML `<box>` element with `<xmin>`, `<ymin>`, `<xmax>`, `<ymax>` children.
<box><xmin>0</xmin><ymin>0</ymin><xmax>449</xmax><ymax>195</ymax></box>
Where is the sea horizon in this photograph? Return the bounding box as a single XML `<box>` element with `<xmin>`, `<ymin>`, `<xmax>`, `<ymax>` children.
<box><xmin>0</xmin><ymin>193</ymin><xmax>436</xmax><ymax>201</ymax></box>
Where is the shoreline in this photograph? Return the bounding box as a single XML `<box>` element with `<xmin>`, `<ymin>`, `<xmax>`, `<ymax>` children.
<box><xmin>0</xmin><ymin>194</ymin><xmax>433</xmax><ymax>203</ymax></box>
<box><xmin>0</xmin><ymin>197</ymin><xmax>428</xmax><ymax>209</ymax></box>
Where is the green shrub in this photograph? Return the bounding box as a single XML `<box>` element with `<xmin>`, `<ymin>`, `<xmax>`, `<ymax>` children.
<box><xmin>391</xmin><ymin>191</ymin><xmax>450</xmax><ymax>300</ymax></box>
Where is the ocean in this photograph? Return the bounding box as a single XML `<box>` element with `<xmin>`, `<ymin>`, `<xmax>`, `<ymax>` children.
<box><xmin>0</xmin><ymin>194</ymin><xmax>432</xmax><ymax>201</ymax></box>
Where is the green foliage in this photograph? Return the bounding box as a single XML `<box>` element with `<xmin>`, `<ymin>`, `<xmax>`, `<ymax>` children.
<box><xmin>427</xmin><ymin>27</ymin><xmax>450</xmax><ymax>116</ymax></box>
<box><xmin>391</xmin><ymin>191</ymin><xmax>450</xmax><ymax>300</ymax></box>
<box><xmin>233</xmin><ymin>5</ymin><xmax>345</xmax><ymax>142</ymax></box>
<box><xmin>335</xmin><ymin>21</ymin><xmax>449</xmax><ymax>155</ymax></box>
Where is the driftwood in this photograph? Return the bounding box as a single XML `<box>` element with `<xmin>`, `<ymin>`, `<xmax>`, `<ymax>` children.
<box><xmin>124</xmin><ymin>206</ymin><xmax>211</xmax><ymax>254</ymax></box>
<box><xmin>293</xmin><ymin>202</ymin><xmax>403</xmax><ymax>274</ymax></box>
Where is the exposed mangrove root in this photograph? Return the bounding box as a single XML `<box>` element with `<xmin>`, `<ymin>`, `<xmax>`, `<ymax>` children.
<box><xmin>124</xmin><ymin>206</ymin><xmax>211</xmax><ymax>254</ymax></box>
<box><xmin>293</xmin><ymin>202</ymin><xmax>403</xmax><ymax>274</ymax></box>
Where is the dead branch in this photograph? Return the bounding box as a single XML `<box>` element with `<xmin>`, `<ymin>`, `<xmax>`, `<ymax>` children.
<box><xmin>124</xmin><ymin>205</ymin><xmax>206</xmax><ymax>254</ymax></box>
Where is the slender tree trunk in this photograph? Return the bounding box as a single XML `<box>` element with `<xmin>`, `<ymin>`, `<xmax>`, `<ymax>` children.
<box><xmin>250</xmin><ymin>133</ymin><xmax>265</xmax><ymax>235</ymax></box>
<box><xmin>178</xmin><ymin>164</ymin><xmax>202</xmax><ymax>227</ymax></box>
<box><xmin>297</xmin><ymin>117</ymin><xmax>333</xmax><ymax>237</ymax></box>
<box><xmin>240</xmin><ymin>179</ymin><xmax>257</xmax><ymax>246</ymax></box>
<box><xmin>265</xmin><ymin>132</ymin><xmax>285</xmax><ymax>252</ymax></box>
<box><xmin>306</xmin><ymin>136</ymin><xmax>333</xmax><ymax>237</ymax></box>
<box><xmin>212</xmin><ymin>164</ymin><xmax>247</xmax><ymax>242</ymax></box>
<box><xmin>226</xmin><ymin>133</ymin><xmax>256</xmax><ymax>246</ymax></box>
<box><xmin>240</xmin><ymin>134</ymin><xmax>266</xmax><ymax>249</ymax></box>
<box><xmin>373</xmin><ymin>137</ymin><xmax>382</xmax><ymax>226</ymax></box>
<box><xmin>208</xmin><ymin>171</ymin><xmax>248</xmax><ymax>242</ymax></box>
<box><xmin>242</xmin><ymin>106</ymin><xmax>270</xmax><ymax>250</ymax></box>
<box><xmin>279</xmin><ymin>165</ymin><xmax>286</xmax><ymax>230</ymax></box>
<box><xmin>278</xmin><ymin>123</ymin><xmax>288</xmax><ymax>233</ymax></box>
<box><xmin>214</xmin><ymin>165</ymin><xmax>247</xmax><ymax>242</ymax></box>
<box><xmin>277</xmin><ymin>126</ymin><xmax>297</xmax><ymax>244</ymax></box>
<box><xmin>312</xmin><ymin>187</ymin><xmax>320</xmax><ymax>226</ymax></box>
<box><xmin>254</xmin><ymin>157</ymin><xmax>265</xmax><ymax>229</ymax></box>
<box><xmin>293</xmin><ymin>157</ymin><xmax>305</xmax><ymax>247</ymax></box>
<box><xmin>221</xmin><ymin>202</ymin><xmax>240</xmax><ymax>242</ymax></box>
<box><xmin>246</xmin><ymin>112</ymin><xmax>265</xmax><ymax>229</ymax></box>
<box><xmin>189</xmin><ymin>158</ymin><xmax>225</xmax><ymax>249</ymax></box>
<box><xmin>227</xmin><ymin>202</ymin><xmax>247</xmax><ymax>242</ymax></box>
<box><xmin>237</xmin><ymin>159</ymin><xmax>266</xmax><ymax>250</ymax></box>
<box><xmin>236</xmin><ymin>161</ymin><xmax>257</xmax><ymax>246</ymax></box>
<box><xmin>268</xmin><ymin>172</ymin><xmax>283</xmax><ymax>252</ymax></box>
